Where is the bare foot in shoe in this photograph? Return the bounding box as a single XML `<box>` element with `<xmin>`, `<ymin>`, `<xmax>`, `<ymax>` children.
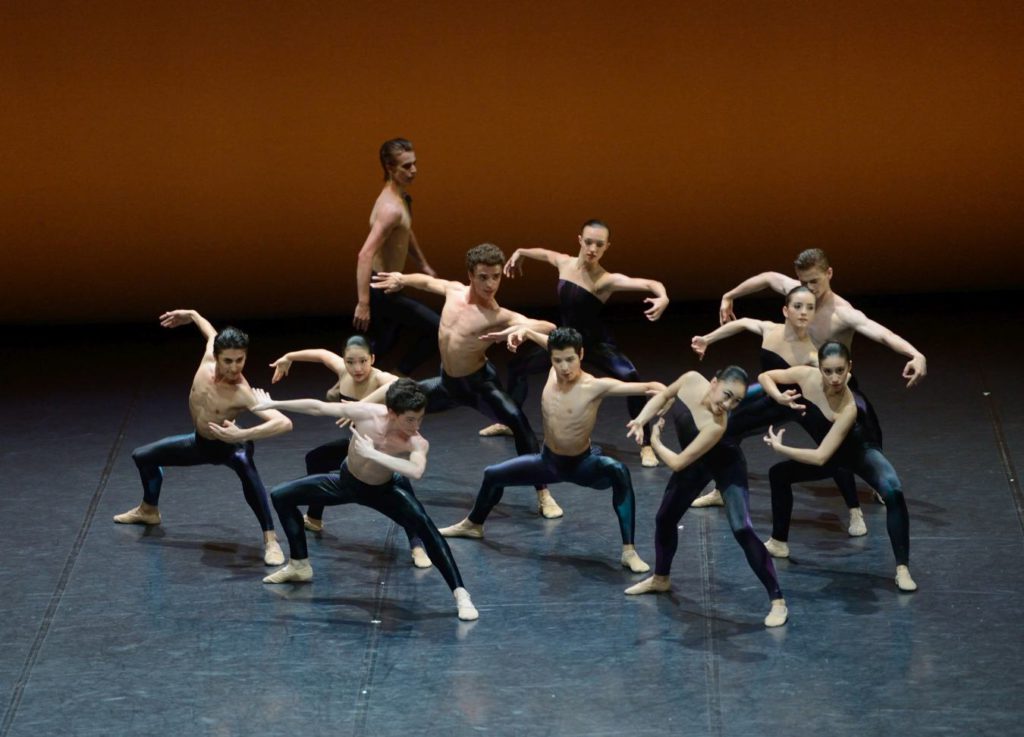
<box><xmin>478</xmin><ymin>423</ymin><xmax>513</xmax><ymax>437</ymax></box>
<box><xmin>410</xmin><ymin>546</ymin><xmax>433</xmax><ymax>568</ymax></box>
<box><xmin>113</xmin><ymin>504</ymin><xmax>161</xmax><ymax>525</ymax></box>
<box><xmin>847</xmin><ymin>508</ymin><xmax>867</xmax><ymax>537</ymax></box>
<box><xmin>537</xmin><ymin>489</ymin><xmax>563</xmax><ymax>519</ymax></box>
<box><xmin>263</xmin><ymin>540</ymin><xmax>285</xmax><ymax>566</ymax></box>
<box><xmin>640</xmin><ymin>445</ymin><xmax>658</xmax><ymax>467</ymax></box>
<box><xmin>454</xmin><ymin>587</ymin><xmax>479</xmax><ymax>620</ymax></box>
<box><xmin>691</xmin><ymin>489</ymin><xmax>724</xmax><ymax>508</ymax></box>
<box><xmin>764</xmin><ymin>598</ymin><xmax>789</xmax><ymax>627</ymax></box>
<box><xmin>895</xmin><ymin>565</ymin><xmax>917</xmax><ymax>592</ymax></box>
<box><xmin>262</xmin><ymin>559</ymin><xmax>313</xmax><ymax>584</ymax></box>
<box><xmin>621</xmin><ymin>547</ymin><xmax>651</xmax><ymax>573</ymax></box>
<box><xmin>764</xmin><ymin>538</ymin><xmax>790</xmax><ymax>558</ymax></box>
<box><xmin>303</xmin><ymin>515</ymin><xmax>324</xmax><ymax>533</ymax></box>
<box><xmin>625</xmin><ymin>575</ymin><xmax>671</xmax><ymax>595</ymax></box>
<box><xmin>439</xmin><ymin>519</ymin><xmax>484</xmax><ymax>539</ymax></box>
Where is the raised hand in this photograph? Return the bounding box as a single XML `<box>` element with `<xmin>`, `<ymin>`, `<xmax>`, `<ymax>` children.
<box><xmin>159</xmin><ymin>310</ymin><xmax>194</xmax><ymax>329</ymax></box>
<box><xmin>371</xmin><ymin>272</ymin><xmax>404</xmax><ymax>294</ymax></box>
<box><xmin>251</xmin><ymin>387</ymin><xmax>274</xmax><ymax>411</ymax></box>
<box><xmin>719</xmin><ymin>297</ymin><xmax>736</xmax><ymax>325</ymax></box>
<box><xmin>503</xmin><ymin>250</ymin><xmax>524</xmax><ymax>278</ymax></box>
<box><xmin>269</xmin><ymin>356</ymin><xmax>291</xmax><ymax>383</ymax></box>
<box><xmin>690</xmin><ymin>335</ymin><xmax>708</xmax><ymax>359</ymax></box>
<box><xmin>763</xmin><ymin>425</ymin><xmax>786</xmax><ymax>452</ymax></box>
<box><xmin>902</xmin><ymin>355</ymin><xmax>927</xmax><ymax>388</ymax></box>
<box><xmin>644</xmin><ymin>296</ymin><xmax>669</xmax><ymax>321</ymax></box>
<box><xmin>777</xmin><ymin>389</ymin><xmax>806</xmax><ymax>413</ymax></box>
<box><xmin>350</xmin><ymin>427</ymin><xmax>375</xmax><ymax>456</ymax></box>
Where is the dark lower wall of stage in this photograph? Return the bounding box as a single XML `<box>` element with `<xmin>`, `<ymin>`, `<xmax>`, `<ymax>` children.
<box><xmin>3</xmin><ymin>1</ymin><xmax>1022</xmax><ymax>323</ymax></box>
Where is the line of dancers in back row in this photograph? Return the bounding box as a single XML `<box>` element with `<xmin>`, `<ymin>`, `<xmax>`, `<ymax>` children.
<box><xmin>113</xmin><ymin>138</ymin><xmax>927</xmax><ymax>626</ymax></box>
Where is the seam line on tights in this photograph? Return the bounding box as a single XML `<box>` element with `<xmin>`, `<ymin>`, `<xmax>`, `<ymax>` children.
<box><xmin>979</xmin><ymin>377</ymin><xmax>1024</xmax><ymax>538</ymax></box>
<box><xmin>698</xmin><ymin>514</ymin><xmax>724</xmax><ymax>737</ymax></box>
<box><xmin>352</xmin><ymin>522</ymin><xmax>399</xmax><ymax>736</ymax></box>
<box><xmin>0</xmin><ymin>389</ymin><xmax>138</xmax><ymax>737</ymax></box>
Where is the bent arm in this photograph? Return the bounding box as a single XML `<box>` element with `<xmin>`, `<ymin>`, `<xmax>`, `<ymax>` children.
<box><xmin>720</xmin><ymin>272</ymin><xmax>799</xmax><ymax>323</ymax></box>
<box><xmin>632</xmin><ymin>374</ymin><xmax>688</xmax><ymax>427</ymax></box>
<box><xmin>362</xmin><ymin>437</ymin><xmax>429</xmax><ymax>480</ymax></box>
<box><xmin>653</xmin><ymin>423</ymin><xmax>723</xmax><ymax>472</ymax></box>
<box><xmin>770</xmin><ymin>403</ymin><xmax>856</xmax><ymax>466</ymax></box>
<box><xmin>599</xmin><ymin>379</ymin><xmax>667</xmax><ymax>398</ymax></box>
<box><xmin>842</xmin><ymin>308</ymin><xmax>927</xmax><ymax>387</ymax></box>
<box><xmin>233</xmin><ymin>408</ymin><xmax>293</xmax><ymax>441</ymax></box>
<box><xmin>380</xmin><ymin>272</ymin><xmax>452</xmax><ymax>295</ymax></box>
<box><xmin>281</xmin><ymin>349</ymin><xmax>346</xmax><ymax>372</ymax></box>
<box><xmin>759</xmin><ymin>367</ymin><xmax>811</xmax><ymax>403</ymax></box>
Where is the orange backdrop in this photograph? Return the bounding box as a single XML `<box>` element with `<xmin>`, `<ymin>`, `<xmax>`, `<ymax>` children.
<box><xmin>2</xmin><ymin>1</ymin><xmax>1022</xmax><ymax>323</ymax></box>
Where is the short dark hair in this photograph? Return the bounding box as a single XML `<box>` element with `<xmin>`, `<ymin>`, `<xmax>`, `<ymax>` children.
<box><xmin>466</xmin><ymin>243</ymin><xmax>505</xmax><ymax>273</ymax></box>
<box><xmin>818</xmin><ymin>341</ymin><xmax>851</xmax><ymax>364</ymax></box>
<box><xmin>380</xmin><ymin>138</ymin><xmax>414</xmax><ymax>181</ymax></box>
<box><xmin>385</xmin><ymin>378</ymin><xmax>427</xmax><ymax>414</ymax></box>
<box><xmin>785</xmin><ymin>284</ymin><xmax>815</xmax><ymax>306</ymax></box>
<box><xmin>547</xmin><ymin>327</ymin><xmax>583</xmax><ymax>355</ymax></box>
<box><xmin>580</xmin><ymin>219</ymin><xmax>610</xmax><ymax>239</ymax></box>
<box><xmin>213</xmin><ymin>326</ymin><xmax>249</xmax><ymax>355</ymax></box>
<box><xmin>794</xmin><ymin>248</ymin><xmax>829</xmax><ymax>271</ymax></box>
<box><xmin>715</xmin><ymin>365</ymin><xmax>748</xmax><ymax>386</ymax></box>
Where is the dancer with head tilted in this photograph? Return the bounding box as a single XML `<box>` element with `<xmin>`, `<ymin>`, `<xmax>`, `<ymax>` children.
<box><xmin>623</xmin><ymin>368</ymin><xmax>788</xmax><ymax>627</ymax></box>
<box><xmin>439</xmin><ymin>326</ymin><xmax>662</xmax><ymax>573</ymax></box>
<box><xmin>482</xmin><ymin>220</ymin><xmax>669</xmax><ymax>467</ymax></box>
<box><xmin>352</xmin><ymin>138</ymin><xmax>440</xmax><ymax>376</ymax></box>
<box><xmin>688</xmin><ymin>287</ymin><xmax>868</xmax><ymax>537</ymax></box>
<box><xmin>114</xmin><ymin>310</ymin><xmax>292</xmax><ymax>567</ymax></box>
<box><xmin>268</xmin><ymin>336</ymin><xmax>432</xmax><ymax>568</ymax></box>
<box><xmin>254</xmin><ymin>379</ymin><xmax>480</xmax><ymax>620</ymax></box>
<box><xmin>759</xmin><ymin>341</ymin><xmax>916</xmax><ymax>592</ymax></box>
<box><xmin>371</xmin><ymin>243</ymin><xmax>564</xmax><ymax>518</ymax></box>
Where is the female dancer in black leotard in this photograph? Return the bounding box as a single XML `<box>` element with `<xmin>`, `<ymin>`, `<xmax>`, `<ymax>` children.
<box><xmin>487</xmin><ymin>220</ymin><xmax>669</xmax><ymax>467</ymax></box>
<box><xmin>623</xmin><ymin>367</ymin><xmax>788</xmax><ymax>627</ymax></box>
<box><xmin>269</xmin><ymin>336</ymin><xmax>432</xmax><ymax>568</ymax></box>
<box><xmin>760</xmin><ymin>342</ymin><xmax>916</xmax><ymax>592</ymax></box>
<box><xmin>687</xmin><ymin>287</ymin><xmax>868</xmax><ymax>537</ymax></box>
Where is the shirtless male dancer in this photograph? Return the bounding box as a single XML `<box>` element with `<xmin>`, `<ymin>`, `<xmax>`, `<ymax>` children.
<box><xmin>692</xmin><ymin>247</ymin><xmax>928</xmax><ymax>507</ymax></box>
<box><xmin>440</xmin><ymin>327</ymin><xmax>663</xmax><ymax>573</ymax></box>
<box><xmin>352</xmin><ymin>138</ymin><xmax>440</xmax><ymax>376</ymax></box>
<box><xmin>114</xmin><ymin>310</ymin><xmax>293</xmax><ymax>567</ymax></box>
<box><xmin>371</xmin><ymin>243</ymin><xmax>563</xmax><ymax>518</ymax></box>
<box><xmin>252</xmin><ymin>380</ymin><xmax>479</xmax><ymax>621</ymax></box>
<box><xmin>485</xmin><ymin>220</ymin><xmax>669</xmax><ymax>468</ymax></box>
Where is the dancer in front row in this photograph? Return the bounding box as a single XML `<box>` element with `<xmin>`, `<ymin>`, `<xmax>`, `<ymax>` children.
<box><xmin>253</xmin><ymin>380</ymin><xmax>480</xmax><ymax>621</ymax></box>
<box><xmin>440</xmin><ymin>327</ymin><xmax>662</xmax><ymax>573</ymax></box>
<box><xmin>688</xmin><ymin>287</ymin><xmax>868</xmax><ymax>537</ymax></box>
<box><xmin>760</xmin><ymin>342</ymin><xmax>916</xmax><ymax>592</ymax></box>
<box><xmin>371</xmin><ymin>243</ymin><xmax>563</xmax><ymax>518</ymax></box>
<box><xmin>268</xmin><ymin>336</ymin><xmax>432</xmax><ymax>568</ymax></box>
<box><xmin>487</xmin><ymin>220</ymin><xmax>669</xmax><ymax>467</ymax></box>
<box><xmin>624</xmin><ymin>368</ymin><xmax>788</xmax><ymax>627</ymax></box>
<box><xmin>114</xmin><ymin>309</ymin><xmax>292</xmax><ymax>567</ymax></box>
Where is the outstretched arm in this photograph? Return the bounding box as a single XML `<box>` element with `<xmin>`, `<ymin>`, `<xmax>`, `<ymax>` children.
<box><xmin>604</xmin><ymin>273</ymin><xmax>670</xmax><ymax>321</ymax></box>
<box><xmin>719</xmin><ymin>272</ymin><xmax>799</xmax><ymax>324</ymax></box>
<box><xmin>479</xmin><ymin>324</ymin><xmax>550</xmax><ymax>353</ymax></box>
<box><xmin>351</xmin><ymin>429</ymin><xmax>429</xmax><ymax>480</ymax></box>
<box><xmin>840</xmin><ymin>307</ymin><xmax>927</xmax><ymax>387</ymax></box>
<box><xmin>249</xmin><ymin>388</ymin><xmax>385</xmax><ymax>421</ymax></box>
<box><xmin>596</xmin><ymin>377</ymin><xmax>667</xmax><ymax>398</ymax></box>
<box><xmin>763</xmin><ymin>400</ymin><xmax>856</xmax><ymax>465</ymax></box>
<box><xmin>691</xmin><ymin>318</ymin><xmax>768</xmax><ymax>359</ymax></box>
<box><xmin>354</xmin><ymin>206</ymin><xmax>404</xmax><ymax>331</ymax></box>
<box><xmin>648</xmin><ymin>417</ymin><xmax>723</xmax><ymax>472</ymax></box>
<box><xmin>269</xmin><ymin>349</ymin><xmax>346</xmax><ymax>383</ymax></box>
<box><xmin>503</xmin><ymin>248</ymin><xmax>568</xmax><ymax>278</ymax></box>
<box><xmin>372</xmin><ymin>271</ymin><xmax>453</xmax><ymax>296</ymax></box>
<box><xmin>160</xmin><ymin>309</ymin><xmax>217</xmax><ymax>356</ymax></box>
<box><xmin>627</xmin><ymin>373</ymin><xmax>688</xmax><ymax>440</ymax></box>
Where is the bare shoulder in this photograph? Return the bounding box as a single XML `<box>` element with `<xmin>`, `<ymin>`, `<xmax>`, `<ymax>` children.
<box><xmin>410</xmin><ymin>434</ymin><xmax>429</xmax><ymax>453</ymax></box>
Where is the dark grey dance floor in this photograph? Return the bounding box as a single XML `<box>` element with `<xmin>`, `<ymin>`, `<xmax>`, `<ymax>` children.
<box><xmin>3</xmin><ymin>294</ymin><xmax>1022</xmax><ymax>737</ymax></box>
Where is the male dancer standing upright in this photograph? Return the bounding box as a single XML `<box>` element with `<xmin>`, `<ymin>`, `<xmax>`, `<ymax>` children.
<box><xmin>371</xmin><ymin>243</ymin><xmax>563</xmax><ymax>518</ymax></box>
<box><xmin>352</xmin><ymin>138</ymin><xmax>440</xmax><ymax>376</ymax></box>
<box><xmin>113</xmin><ymin>310</ymin><xmax>292</xmax><ymax>566</ymax></box>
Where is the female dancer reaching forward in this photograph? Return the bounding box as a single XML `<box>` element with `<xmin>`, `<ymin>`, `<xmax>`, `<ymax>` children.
<box><xmin>624</xmin><ymin>367</ymin><xmax>788</xmax><ymax>627</ymax></box>
<box><xmin>760</xmin><ymin>341</ymin><xmax>916</xmax><ymax>592</ymax></box>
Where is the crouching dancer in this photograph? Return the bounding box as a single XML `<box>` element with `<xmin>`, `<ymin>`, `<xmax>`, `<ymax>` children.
<box><xmin>440</xmin><ymin>327</ymin><xmax>661</xmax><ymax>573</ymax></box>
<box><xmin>114</xmin><ymin>310</ymin><xmax>292</xmax><ymax>567</ymax></box>
<box><xmin>255</xmin><ymin>379</ymin><xmax>479</xmax><ymax>621</ymax></box>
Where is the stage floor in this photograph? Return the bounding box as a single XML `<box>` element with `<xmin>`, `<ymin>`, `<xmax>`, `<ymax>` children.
<box><xmin>2</xmin><ymin>296</ymin><xmax>1022</xmax><ymax>737</ymax></box>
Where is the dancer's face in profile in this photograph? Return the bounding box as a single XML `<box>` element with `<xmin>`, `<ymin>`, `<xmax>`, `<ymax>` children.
<box><xmin>783</xmin><ymin>292</ymin><xmax>816</xmax><ymax>328</ymax></box>
<box><xmin>387</xmin><ymin>150</ymin><xmax>417</xmax><ymax>187</ymax></box>
<box><xmin>549</xmin><ymin>346</ymin><xmax>583</xmax><ymax>383</ymax></box>
<box><xmin>390</xmin><ymin>408</ymin><xmax>425</xmax><ymax>437</ymax></box>
<box><xmin>344</xmin><ymin>347</ymin><xmax>374</xmax><ymax>383</ymax></box>
<box><xmin>577</xmin><ymin>225</ymin><xmax>610</xmax><ymax>265</ymax></box>
<box><xmin>819</xmin><ymin>355</ymin><xmax>851</xmax><ymax>395</ymax></box>
<box><xmin>468</xmin><ymin>264</ymin><xmax>502</xmax><ymax>301</ymax></box>
<box><xmin>214</xmin><ymin>348</ymin><xmax>247</xmax><ymax>384</ymax></box>
<box><xmin>706</xmin><ymin>377</ymin><xmax>745</xmax><ymax>416</ymax></box>
<box><xmin>795</xmin><ymin>266</ymin><xmax>833</xmax><ymax>300</ymax></box>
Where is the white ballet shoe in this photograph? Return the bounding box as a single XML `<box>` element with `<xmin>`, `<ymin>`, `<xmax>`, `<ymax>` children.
<box><xmin>691</xmin><ymin>489</ymin><xmax>724</xmax><ymax>508</ymax></box>
<box><xmin>410</xmin><ymin>546</ymin><xmax>433</xmax><ymax>568</ymax></box>
<box><xmin>764</xmin><ymin>538</ymin><xmax>790</xmax><ymax>558</ymax></box>
<box><xmin>624</xmin><ymin>575</ymin><xmax>671</xmax><ymax>595</ymax></box>
<box><xmin>478</xmin><ymin>423</ymin><xmax>513</xmax><ymax>437</ymax></box>
<box><xmin>895</xmin><ymin>565</ymin><xmax>918</xmax><ymax>592</ymax></box>
<box><xmin>640</xmin><ymin>445</ymin><xmax>659</xmax><ymax>467</ymax></box>
<box><xmin>847</xmin><ymin>508</ymin><xmax>867</xmax><ymax>537</ymax></box>
<box><xmin>113</xmin><ymin>506</ymin><xmax>161</xmax><ymax>525</ymax></box>
<box><xmin>538</xmin><ymin>493</ymin><xmax>564</xmax><ymax>519</ymax></box>
<box><xmin>439</xmin><ymin>519</ymin><xmax>484</xmax><ymax>539</ymax></box>
<box><xmin>303</xmin><ymin>515</ymin><xmax>324</xmax><ymax>533</ymax></box>
<box><xmin>621</xmin><ymin>549</ymin><xmax>651</xmax><ymax>573</ymax></box>
<box><xmin>454</xmin><ymin>587</ymin><xmax>479</xmax><ymax>621</ymax></box>
<box><xmin>262</xmin><ymin>559</ymin><xmax>313</xmax><ymax>584</ymax></box>
<box><xmin>263</xmin><ymin>540</ymin><xmax>285</xmax><ymax>566</ymax></box>
<box><xmin>764</xmin><ymin>599</ymin><xmax>789</xmax><ymax>627</ymax></box>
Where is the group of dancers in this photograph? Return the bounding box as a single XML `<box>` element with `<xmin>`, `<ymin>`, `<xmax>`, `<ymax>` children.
<box><xmin>114</xmin><ymin>138</ymin><xmax>928</xmax><ymax>626</ymax></box>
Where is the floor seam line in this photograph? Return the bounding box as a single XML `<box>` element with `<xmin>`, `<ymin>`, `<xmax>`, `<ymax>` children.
<box><xmin>698</xmin><ymin>514</ymin><xmax>724</xmax><ymax>737</ymax></box>
<box><xmin>979</xmin><ymin>374</ymin><xmax>1024</xmax><ymax>540</ymax></box>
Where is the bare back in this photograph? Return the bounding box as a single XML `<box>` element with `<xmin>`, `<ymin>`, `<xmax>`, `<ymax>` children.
<box><xmin>540</xmin><ymin>370</ymin><xmax>608</xmax><ymax>455</ymax></box>
<box><xmin>368</xmin><ymin>188</ymin><xmax>413</xmax><ymax>273</ymax></box>
<box><xmin>189</xmin><ymin>363</ymin><xmax>253</xmax><ymax>440</ymax></box>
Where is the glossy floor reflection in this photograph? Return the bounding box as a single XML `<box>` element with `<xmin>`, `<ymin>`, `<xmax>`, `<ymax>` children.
<box><xmin>2</xmin><ymin>295</ymin><xmax>1021</xmax><ymax>737</ymax></box>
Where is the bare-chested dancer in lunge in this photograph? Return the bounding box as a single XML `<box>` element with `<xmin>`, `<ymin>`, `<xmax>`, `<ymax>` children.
<box><xmin>114</xmin><ymin>310</ymin><xmax>292</xmax><ymax>567</ymax></box>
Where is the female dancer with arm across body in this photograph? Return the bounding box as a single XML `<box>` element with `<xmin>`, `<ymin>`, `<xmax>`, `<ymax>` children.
<box><xmin>624</xmin><ymin>367</ymin><xmax>789</xmax><ymax>627</ymax></box>
<box><xmin>760</xmin><ymin>341</ymin><xmax>916</xmax><ymax>592</ymax></box>
<box><xmin>269</xmin><ymin>336</ymin><xmax>431</xmax><ymax>568</ymax></box>
<box><xmin>689</xmin><ymin>287</ymin><xmax>868</xmax><ymax>537</ymax></box>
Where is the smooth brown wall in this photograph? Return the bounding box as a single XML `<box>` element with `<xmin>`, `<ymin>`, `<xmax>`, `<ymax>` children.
<box><xmin>3</xmin><ymin>1</ymin><xmax>1022</xmax><ymax>323</ymax></box>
